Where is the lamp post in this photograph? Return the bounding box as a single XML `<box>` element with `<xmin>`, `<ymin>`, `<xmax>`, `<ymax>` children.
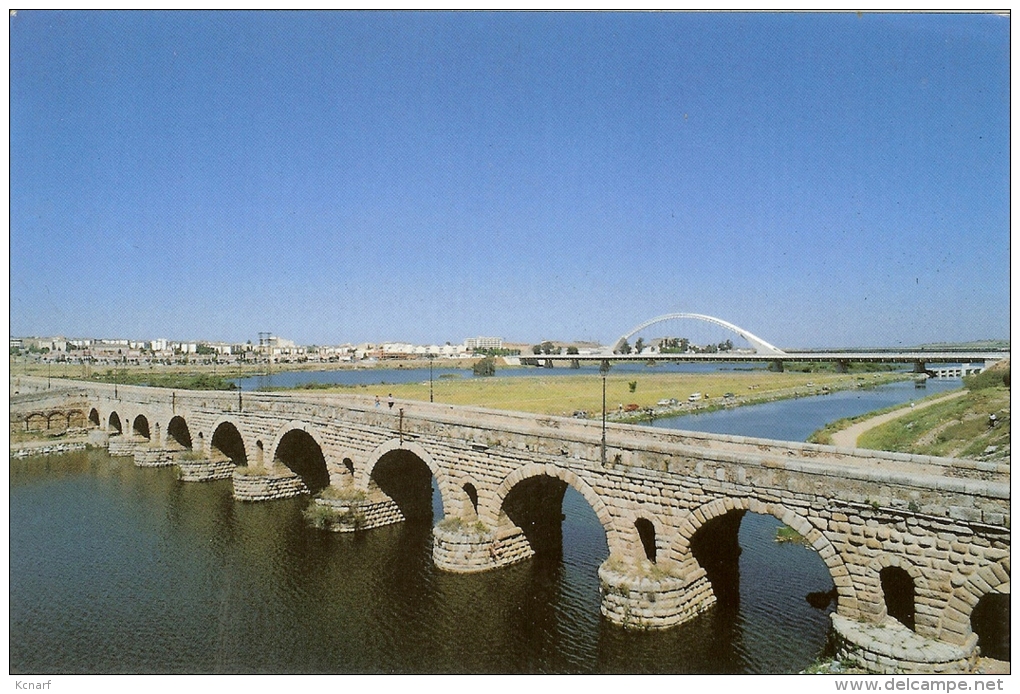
<box><xmin>428</xmin><ymin>353</ymin><xmax>434</xmax><ymax>403</ymax></box>
<box><xmin>599</xmin><ymin>359</ymin><xmax>610</xmax><ymax>465</ymax></box>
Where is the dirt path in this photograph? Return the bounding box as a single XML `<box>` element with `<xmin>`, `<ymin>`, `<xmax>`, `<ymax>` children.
<box><xmin>830</xmin><ymin>390</ymin><xmax>967</xmax><ymax>449</ymax></box>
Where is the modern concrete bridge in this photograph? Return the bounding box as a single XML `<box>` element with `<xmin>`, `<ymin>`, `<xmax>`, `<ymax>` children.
<box><xmin>521</xmin><ymin>351</ymin><xmax>1006</xmax><ymax>375</ymax></box>
<box><xmin>11</xmin><ymin>377</ymin><xmax>1010</xmax><ymax>673</ymax></box>
<box><xmin>527</xmin><ymin>312</ymin><xmax>1008</xmax><ymax>374</ymax></box>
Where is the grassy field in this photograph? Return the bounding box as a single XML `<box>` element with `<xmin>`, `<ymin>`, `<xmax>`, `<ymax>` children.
<box><xmin>16</xmin><ymin>357</ymin><xmax>909</xmax><ymax>419</ymax></box>
<box><xmin>308</xmin><ymin>370</ymin><xmax>905</xmax><ymax>418</ymax></box>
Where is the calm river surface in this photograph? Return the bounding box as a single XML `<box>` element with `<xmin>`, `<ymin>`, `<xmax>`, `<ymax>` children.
<box><xmin>10</xmin><ymin>376</ymin><xmax>963</xmax><ymax>674</ymax></box>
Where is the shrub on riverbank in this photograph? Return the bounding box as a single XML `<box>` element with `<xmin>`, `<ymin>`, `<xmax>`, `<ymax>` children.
<box><xmin>964</xmin><ymin>362</ymin><xmax>1010</xmax><ymax>391</ymax></box>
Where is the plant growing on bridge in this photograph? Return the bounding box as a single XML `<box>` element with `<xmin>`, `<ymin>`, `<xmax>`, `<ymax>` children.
<box><xmin>303</xmin><ymin>500</ymin><xmax>366</xmax><ymax>532</ymax></box>
<box><xmin>775</xmin><ymin>525</ymin><xmax>807</xmax><ymax>545</ymax></box>
<box><xmin>437</xmin><ymin>516</ymin><xmax>490</xmax><ymax>536</ymax></box>
<box><xmin>176</xmin><ymin>449</ymin><xmax>207</xmax><ymax>461</ymax></box>
<box><xmin>234</xmin><ymin>464</ymin><xmax>270</xmax><ymax>476</ymax></box>
<box><xmin>319</xmin><ymin>486</ymin><xmax>366</xmax><ymax>502</ymax></box>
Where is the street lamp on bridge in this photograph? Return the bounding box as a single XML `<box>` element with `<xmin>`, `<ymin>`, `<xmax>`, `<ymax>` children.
<box><xmin>428</xmin><ymin>353</ymin><xmax>435</xmax><ymax>402</ymax></box>
<box><xmin>600</xmin><ymin>359</ymin><xmax>610</xmax><ymax>465</ymax></box>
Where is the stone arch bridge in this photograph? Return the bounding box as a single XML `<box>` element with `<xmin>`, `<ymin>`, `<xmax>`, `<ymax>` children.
<box><xmin>12</xmin><ymin>378</ymin><xmax>1009</xmax><ymax>673</ymax></box>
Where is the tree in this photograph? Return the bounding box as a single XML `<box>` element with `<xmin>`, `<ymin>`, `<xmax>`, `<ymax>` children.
<box><xmin>473</xmin><ymin>356</ymin><xmax>496</xmax><ymax>377</ymax></box>
<box><xmin>634</xmin><ymin>337</ymin><xmax>645</xmax><ymax>354</ymax></box>
<box><xmin>617</xmin><ymin>339</ymin><xmax>632</xmax><ymax>355</ymax></box>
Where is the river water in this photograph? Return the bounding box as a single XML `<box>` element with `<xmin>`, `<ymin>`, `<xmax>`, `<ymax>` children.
<box><xmin>9</xmin><ymin>375</ymin><xmax>963</xmax><ymax>674</ymax></box>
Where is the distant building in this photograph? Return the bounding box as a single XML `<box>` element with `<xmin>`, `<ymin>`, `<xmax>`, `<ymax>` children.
<box><xmin>465</xmin><ymin>336</ymin><xmax>503</xmax><ymax>351</ymax></box>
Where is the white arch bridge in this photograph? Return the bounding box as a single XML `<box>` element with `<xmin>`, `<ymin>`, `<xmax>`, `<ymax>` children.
<box><xmin>516</xmin><ymin>312</ymin><xmax>1005</xmax><ymax>373</ymax></box>
<box><xmin>613</xmin><ymin>312</ymin><xmax>786</xmax><ymax>355</ymax></box>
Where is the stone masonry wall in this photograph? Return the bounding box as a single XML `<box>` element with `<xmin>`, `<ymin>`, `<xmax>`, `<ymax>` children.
<box><xmin>24</xmin><ymin>377</ymin><xmax>1009</xmax><ymax>670</ymax></box>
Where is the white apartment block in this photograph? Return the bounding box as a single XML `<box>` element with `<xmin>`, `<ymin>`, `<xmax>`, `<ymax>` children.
<box><xmin>464</xmin><ymin>336</ymin><xmax>503</xmax><ymax>351</ymax></box>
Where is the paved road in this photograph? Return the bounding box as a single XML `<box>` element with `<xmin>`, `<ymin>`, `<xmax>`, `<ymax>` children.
<box><xmin>831</xmin><ymin>390</ymin><xmax>967</xmax><ymax>449</ymax></box>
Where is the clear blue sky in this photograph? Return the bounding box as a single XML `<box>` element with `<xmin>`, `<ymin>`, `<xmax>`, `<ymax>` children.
<box><xmin>10</xmin><ymin>11</ymin><xmax>1010</xmax><ymax>349</ymax></box>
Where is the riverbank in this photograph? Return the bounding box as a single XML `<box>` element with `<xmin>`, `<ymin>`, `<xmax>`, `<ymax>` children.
<box><xmin>809</xmin><ymin>361</ymin><xmax>1010</xmax><ymax>463</ymax></box>
<box><xmin>613</xmin><ymin>373</ymin><xmax>909</xmax><ymax>424</ymax></box>
<box><xmin>828</xmin><ymin>391</ymin><xmax>967</xmax><ymax>448</ymax></box>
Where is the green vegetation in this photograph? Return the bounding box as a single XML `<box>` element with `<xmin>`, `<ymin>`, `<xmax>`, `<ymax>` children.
<box><xmin>814</xmin><ymin>361</ymin><xmax>1010</xmax><ymax>461</ymax></box>
<box><xmin>303</xmin><ymin>502</ymin><xmax>340</xmax><ymax>530</ymax></box>
<box><xmin>782</xmin><ymin>361</ymin><xmax>901</xmax><ymax>374</ymax></box>
<box><xmin>472</xmin><ymin>356</ymin><xmax>497</xmax><ymax>377</ymax></box>
<box><xmin>234</xmin><ymin>465</ymin><xmax>270</xmax><ymax>476</ymax></box>
<box><xmin>319</xmin><ymin>486</ymin><xmax>366</xmax><ymax>502</ymax></box>
<box><xmin>303</xmin><ymin>498</ymin><xmax>366</xmax><ymax>531</ymax></box>
<box><xmin>285</xmin><ymin>369</ymin><xmax>905</xmax><ymax>418</ymax></box>
<box><xmin>91</xmin><ymin>370</ymin><xmax>238</xmax><ymax>390</ymax></box>
<box><xmin>856</xmin><ymin>386</ymin><xmax>1009</xmax><ymax>460</ymax></box>
<box><xmin>436</xmin><ymin>516</ymin><xmax>490</xmax><ymax>535</ymax></box>
<box><xmin>775</xmin><ymin>525</ymin><xmax>808</xmax><ymax>545</ymax></box>
<box><xmin>175</xmin><ymin>449</ymin><xmax>207</xmax><ymax>461</ymax></box>
<box><xmin>806</xmin><ymin>395</ymin><xmax>947</xmax><ymax>446</ymax></box>
<box><xmin>603</xmin><ymin>554</ymin><xmax>677</xmax><ymax>581</ymax></box>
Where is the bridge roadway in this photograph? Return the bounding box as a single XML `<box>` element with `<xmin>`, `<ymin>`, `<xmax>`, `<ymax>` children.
<box><xmin>520</xmin><ymin>350</ymin><xmax>1007</xmax><ymax>371</ymax></box>
<box><xmin>11</xmin><ymin>377</ymin><xmax>1010</xmax><ymax>674</ymax></box>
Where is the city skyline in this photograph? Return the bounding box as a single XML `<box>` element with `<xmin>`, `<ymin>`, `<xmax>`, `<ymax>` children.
<box><xmin>10</xmin><ymin>11</ymin><xmax>1010</xmax><ymax>349</ymax></box>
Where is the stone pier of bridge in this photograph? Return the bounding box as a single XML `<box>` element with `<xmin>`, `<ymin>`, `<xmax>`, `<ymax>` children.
<box><xmin>10</xmin><ymin>378</ymin><xmax>1010</xmax><ymax>673</ymax></box>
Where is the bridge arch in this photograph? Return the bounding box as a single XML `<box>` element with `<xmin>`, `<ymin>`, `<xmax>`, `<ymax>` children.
<box><xmin>634</xmin><ymin>517</ymin><xmax>660</xmax><ymax>563</ymax></box>
<box><xmin>268</xmin><ymin>421</ymin><xmax>330</xmax><ymax>493</ymax></box>
<box><xmin>166</xmin><ymin>415</ymin><xmax>193</xmax><ymax>450</ymax></box>
<box><xmin>132</xmin><ymin>414</ymin><xmax>151</xmax><ymax>440</ymax></box>
<box><xmin>489</xmin><ymin>462</ymin><xmax>614</xmax><ymax>553</ymax></box>
<box><xmin>937</xmin><ymin>557</ymin><xmax>1010</xmax><ymax>649</ymax></box>
<box><xmin>362</xmin><ymin>438</ymin><xmax>451</xmax><ymax>522</ymax></box>
<box><xmin>67</xmin><ymin>410</ymin><xmax>86</xmax><ymax>428</ymax></box>
<box><xmin>866</xmin><ymin>554</ymin><xmax>930</xmax><ymax>635</ymax></box>
<box><xmin>108</xmin><ymin>411</ymin><xmax>122</xmax><ymax>435</ymax></box>
<box><xmin>672</xmin><ymin>496</ymin><xmax>855</xmax><ymax>612</ymax></box>
<box><xmin>460</xmin><ymin>479</ymin><xmax>480</xmax><ymax>518</ymax></box>
<box><xmin>209</xmin><ymin>418</ymin><xmax>248</xmax><ymax>465</ymax></box>
<box><xmin>615</xmin><ymin>312</ymin><xmax>785</xmax><ymax>355</ymax></box>
<box><xmin>88</xmin><ymin>408</ymin><xmax>100</xmax><ymax>427</ymax></box>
